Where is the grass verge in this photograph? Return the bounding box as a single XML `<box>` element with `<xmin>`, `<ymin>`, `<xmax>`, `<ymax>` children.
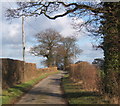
<box><xmin>62</xmin><ymin>74</ymin><xmax>110</xmax><ymax>104</ymax></box>
<box><xmin>2</xmin><ymin>71</ymin><xmax>59</xmax><ymax>104</ymax></box>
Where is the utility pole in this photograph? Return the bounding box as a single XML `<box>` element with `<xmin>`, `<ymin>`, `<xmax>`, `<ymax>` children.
<box><xmin>22</xmin><ymin>16</ymin><xmax>25</xmax><ymax>62</ymax></box>
<box><xmin>22</xmin><ymin>16</ymin><xmax>25</xmax><ymax>82</ymax></box>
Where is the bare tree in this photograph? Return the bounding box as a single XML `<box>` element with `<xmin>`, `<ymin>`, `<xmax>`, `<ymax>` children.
<box><xmin>56</xmin><ymin>37</ymin><xmax>82</xmax><ymax>70</ymax></box>
<box><xmin>30</xmin><ymin>29</ymin><xmax>82</xmax><ymax>68</ymax></box>
<box><xmin>30</xmin><ymin>28</ymin><xmax>61</xmax><ymax>67</ymax></box>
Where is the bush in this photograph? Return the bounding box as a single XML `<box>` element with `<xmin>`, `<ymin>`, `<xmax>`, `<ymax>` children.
<box><xmin>67</xmin><ymin>62</ymin><xmax>100</xmax><ymax>91</ymax></box>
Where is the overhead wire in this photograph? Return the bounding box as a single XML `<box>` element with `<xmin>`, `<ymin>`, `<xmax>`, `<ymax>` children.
<box><xmin>7</xmin><ymin>0</ymin><xmax>15</xmax><ymax>9</ymax></box>
<box><xmin>7</xmin><ymin>1</ymin><xmax>49</xmax><ymax>35</ymax></box>
<box><xmin>7</xmin><ymin>1</ymin><xmax>53</xmax><ymax>34</ymax></box>
<box><xmin>25</xmin><ymin>20</ymin><xmax>41</xmax><ymax>33</ymax></box>
<box><xmin>5</xmin><ymin>1</ymin><xmax>41</xmax><ymax>62</ymax></box>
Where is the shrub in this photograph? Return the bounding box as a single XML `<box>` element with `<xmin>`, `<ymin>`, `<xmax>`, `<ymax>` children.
<box><xmin>67</xmin><ymin>62</ymin><xmax>100</xmax><ymax>91</ymax></box>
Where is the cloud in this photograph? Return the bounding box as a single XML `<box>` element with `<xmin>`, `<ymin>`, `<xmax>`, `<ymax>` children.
<box><xmin>53</xmin><ymin>17</ymin><xmax>75</xmax><ymax>37</ymax></box>
<box><xmin>76</xmin><ymin>35</ymin><xmax>104</xmax><ymax>63</ymax></box>
<box><xmin>1</xmin><ymin>2</ymin><xmax>104</xmax><ymax>67</ymax></box>
<box><xmin>2</xmin><ymin>22</ymin><xmax>22</xmax><ymax>45</ymax></box>
<box><xmin>25</xmin><ymin>15</ymin><xmax>79</xmax><ymax>37</ymax></box>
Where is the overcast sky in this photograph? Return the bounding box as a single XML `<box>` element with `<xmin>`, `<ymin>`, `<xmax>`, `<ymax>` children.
<box><xmin>0</xmin><ymin>2</ymin><xmax>104</xmax><ymax>68</ymax></box>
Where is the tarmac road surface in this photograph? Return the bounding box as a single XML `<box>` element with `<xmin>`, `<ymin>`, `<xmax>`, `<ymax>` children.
<box><xmin>15</xmin><ymin>71</ymin><xmax>67</xmax><ymax>105</ymax></box>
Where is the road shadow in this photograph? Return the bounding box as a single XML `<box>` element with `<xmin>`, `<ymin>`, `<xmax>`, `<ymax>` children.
<box><xmin>9</xmin><ymin>79</ymin><xmax>63</xmax><ymax>99</ymax></box>
<box><xmin>27</xmin><ymin>90</ymin><xmax>63</xmax><ymax>98</ymax></box>
<box><xmin>65</xmin><ymin>91</ymin><xmax>101</xmax><ymax>99</ymax></box>
<box><xmin>10</xmin><ymin>84</ymin><xmax>32</xmax><ymax>93</ymax></box>
<box><xmin>25</xmin><ymin>78</ymin><xmax>64</xmax><ymax>98</ymax></box>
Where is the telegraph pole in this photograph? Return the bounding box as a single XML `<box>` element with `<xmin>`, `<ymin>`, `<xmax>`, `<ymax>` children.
<box><xmin>22</xmin><ymin>16</ymin><xmax>25</xmax><ymax>62</ymax></box>
<box><xmin>22</xmin><ymin>16</ymin><xmax>25</xmax><ymax>82</ymax></box>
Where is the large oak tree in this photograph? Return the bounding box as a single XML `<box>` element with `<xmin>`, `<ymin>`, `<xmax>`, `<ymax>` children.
<box><xmin>30</xmin><ymin>28</ymin><xmax>61</xmax><ymax>67</ymax></box>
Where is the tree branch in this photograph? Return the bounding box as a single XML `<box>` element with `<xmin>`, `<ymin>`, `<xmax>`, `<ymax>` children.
<box><xmin>6</xmin><ymin>2</ymin><xmax>106</xmax><ymax>20</ymax></box>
